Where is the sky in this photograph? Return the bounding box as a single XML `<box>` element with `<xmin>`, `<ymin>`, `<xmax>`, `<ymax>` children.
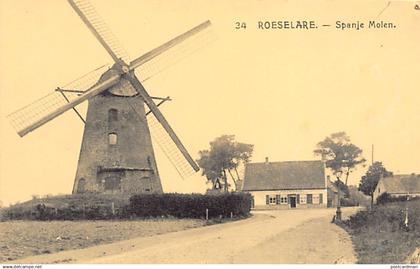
<box><xmin>0</xmin><ymin>0</ymin><xmax>419</xmax><ymax>206</ymax></box>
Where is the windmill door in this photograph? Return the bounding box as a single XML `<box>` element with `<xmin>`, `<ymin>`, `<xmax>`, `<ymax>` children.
<box><xmin>98</xmin><ymin>171</ymin><xmax>124</xmax><ymax>193</ymax></box>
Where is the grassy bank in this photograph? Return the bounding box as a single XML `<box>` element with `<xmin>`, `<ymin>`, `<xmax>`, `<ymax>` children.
<box><xmin>343</xmin><ymin>199</ymin><xmax>420</xmax><ymax>263</ymax></box>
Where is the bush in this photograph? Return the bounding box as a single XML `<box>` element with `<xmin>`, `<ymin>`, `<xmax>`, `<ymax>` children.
<box><xmin>1</xmin><ymin>194</ymin><xmax>129</xmax><ymax>221</ymax></box>
<box><xmin>342</xmin><ymin>199</ymin><xmax>420</xmax><ymax>263</ymax></box>
<box><xmin>340</xmin><ymin>197</ymin><xmax>359</xmax><ymax>207</ymax></box>
<box><xmin>376</xmin><ymin>192</ymin><xmax>420</xmax><ymax>205</ymax></box>
<box><xmin>0</xmin><ymin>192</ymin><xmax>252</xmax><ymax>220</ymax></box>
<box><xmin>344</xmin><ymin>199</ymin><xmax>420</xmax><ymax>232</ymax></box>
<box><xmin>127</xmin><ymin>192</ymin><xmax>252</xmax><ymax>219</ymax></box>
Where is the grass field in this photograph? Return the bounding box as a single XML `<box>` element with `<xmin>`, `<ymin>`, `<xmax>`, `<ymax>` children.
<box><xmin>343</xmin><ymin>199</ymin><xmax>420</xmax><ymax>263</ymax></box>
<box><xmin>0</xmin><ymin>219</ymin><xmax>206</xmax><ymax>262</ymax></box>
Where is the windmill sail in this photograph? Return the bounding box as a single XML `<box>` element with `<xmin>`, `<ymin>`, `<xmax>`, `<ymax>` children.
<box><xmin>126</xmin><ymin>74</ymin><xmax>200</xmax><ymax>175</ymax></box>
<box><xmin>147</xmin><ymin>113</ymin><xmax>197</xmax><ymax>178</ymax></box>
<box><xmin>68</xmin><ymin>0</ymin><xmax>129</xmax><ymax>63</ymax></box>
<box><xmin>130</xmin><ymin>20</ymin><xmax>214</xmax><ymax>82</ymax></box>
<box><xmin>8</xmin><ymin>69</ymin><xmax>119</xmax><ymax>137</ymax></box>
<box><xmin>8</xmin><ymin>65</ymin><xmax>109</xmax><ymax>135</ymax></box>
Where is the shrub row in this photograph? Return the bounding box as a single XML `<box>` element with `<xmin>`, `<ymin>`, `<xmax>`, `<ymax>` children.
<box><xmin>1</xmin><ymin>192</ymin><xmax>252</xmax><ymax>220</ymax></box>
<box><xmin>1</xmin><ymin>194</ymin><xmax>129</xmax><ymax>220</ymax></box>
<box><xmin>376</xmin><ymin>192</ymin><xmax>420</xmax><ymax>205</ymax></box>
<box><xmin>127</xmin><ymin>192</ymin><xmax>252</xmax><ymax>219</ymax></box>
<box><xmin>340</xmin><ymin>197</ymin><xmax>360</xmax><ymax>207</ymax></box>
<box><xmin>344</xmin><ymin>199</ymin><xmax>420</xmax><ymax>232</ymax></box>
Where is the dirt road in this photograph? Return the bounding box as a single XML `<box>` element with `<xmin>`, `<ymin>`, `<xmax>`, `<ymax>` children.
<box><xmin>12</xmin><ymin>207</ymin><xmax>358</xmax><ymax>264</ymax></box>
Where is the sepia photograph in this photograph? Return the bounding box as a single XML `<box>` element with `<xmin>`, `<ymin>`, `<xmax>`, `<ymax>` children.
<box><xmin>0</xmin><ymin>0</ymin><xmax>419</xmax><ymax>266</ymax></box>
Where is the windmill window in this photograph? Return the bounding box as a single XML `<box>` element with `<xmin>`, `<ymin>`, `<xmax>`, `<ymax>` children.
<box><xmin>77</xmin><ymin>178</ymin><xmax>86</xmax><ymax>193</ymax></box>
<box><xmin>108</xmin><ymin>133</ymin><xmax>117</xmax><ymax>145</ymax></box>
<box><xmin>108</xmin><ymin>108</ymin><xmax>118</xmax><ymax>122</ymax></box>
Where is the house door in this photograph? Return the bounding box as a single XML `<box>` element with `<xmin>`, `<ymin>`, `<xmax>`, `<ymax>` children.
<box><xmin>290</xmin><ymin>197</ymin><xmax>297</xmax><ymax>208</ymax></box>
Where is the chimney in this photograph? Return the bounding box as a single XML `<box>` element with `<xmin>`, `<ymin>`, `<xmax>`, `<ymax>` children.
<box><xmin>265</xmin><ymin>157</ymin><xmax>269</xmax><ymax>164</ymax></box>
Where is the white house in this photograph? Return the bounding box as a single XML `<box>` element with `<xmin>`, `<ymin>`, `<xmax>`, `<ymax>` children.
<box><xmin>242</xmin><ymin>158</ymin><xmax>327</xmax><ymax>209</ymax></box>
<box><xmin>373</xmin><ymin>174</ymin><xmax>420</xmax><ymax>203</ymax></box>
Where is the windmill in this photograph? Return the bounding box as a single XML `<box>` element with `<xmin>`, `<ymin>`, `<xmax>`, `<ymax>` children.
<box><xmin>7</xmin><ymin>0</ymin><xmax>213</xmax><ymax>195</ymax></box>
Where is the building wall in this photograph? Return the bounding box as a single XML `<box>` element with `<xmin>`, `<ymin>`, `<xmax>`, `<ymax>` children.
<box><xmin>246</xmin><ymin>189</ymin><xmax>327</xmax><ymax>210</ymax></box>
<box><xmin>73</xmin><ymin>83</ymin><xmax>163</xmax><ymax>195</ymax></box>
<box><xmin>373</xmin><ymin>180</ymin><xmax>386</xmax><ymax>203</ymax></box>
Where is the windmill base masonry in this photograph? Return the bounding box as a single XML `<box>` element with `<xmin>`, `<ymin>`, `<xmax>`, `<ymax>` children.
<box><xmin>73</xmin><ymin>82</ymin><xmax>163</xmax><ymax>195</ymax></box>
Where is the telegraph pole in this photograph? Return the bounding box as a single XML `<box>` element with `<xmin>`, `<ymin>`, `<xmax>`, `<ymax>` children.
<box><xmin>372</xmin><ymin>144</ymin><xmax>374</xmax><ymax>165</ymax></box>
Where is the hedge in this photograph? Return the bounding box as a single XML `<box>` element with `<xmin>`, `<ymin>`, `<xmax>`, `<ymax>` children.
<box><xmin>127</xmin><ymin>192</ymin><xmax>252</xmax><ymax>219</ymax></box>
<box><xmin>1</xmin><ymin>194</ymin><xmax>129</xmax><ymax>221</ymax></box>
<box><xmin>1</xmin><ymin>192</ymin><xmax>252</xmax><ymax>220</ymax></box>
<box><xmin>377</xmin><ymin>192</ymin><xmax>420</xmax><ymax>205</ymax></box>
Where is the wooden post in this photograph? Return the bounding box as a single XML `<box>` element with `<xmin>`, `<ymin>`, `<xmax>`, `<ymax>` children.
<box><xmin>230</xmin><ymin>212</ymin><xmax>233</xmax><ymax>219</ymax></box>
<box><xmin>206</xmin><ymin>208</ymin><xmax>209</xmax><ymax>220</ymax></box>
<box><xmin>111</xmin><ymin>202</ymin><xmax>115</xmax><ymax>216</ymax></box>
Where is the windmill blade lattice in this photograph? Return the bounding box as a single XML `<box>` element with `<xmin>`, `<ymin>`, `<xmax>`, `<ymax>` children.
<box><xmin>69</xmin><ymin>0</ymin><xmax>129</xmax><ymax>63</ymax></box>
<box><xmin>135</xmin><ymin>26</ymin><xmax>215</xmax><ymax>82</ymax></box>
<box><xmin>147</xmin><ymin>113</ymin><xmax>197</xmax><ymax>179</ymax></box>
<box><xmin>7</xmin><ymin>64</ymin><xmax>109</xmax><ymax>134</ymax></box>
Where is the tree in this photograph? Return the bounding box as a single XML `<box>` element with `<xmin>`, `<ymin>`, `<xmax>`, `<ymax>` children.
<box><xmin>314</xmin><ymin>132</ymin><xmax>366</xmax><ymax>185</ymax></box>
<box><xmin>359</xmin><ymin>161</ymin><xmax>393</xmax><ymax>206</ymax></box>
<box><xmin>197</xmin><ymin>135</ymin><xmax>253</xmax><ymax>192</ymax></box>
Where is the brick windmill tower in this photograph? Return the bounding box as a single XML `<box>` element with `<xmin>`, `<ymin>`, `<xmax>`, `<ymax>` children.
<box><xmin>7</xmin><ymin>0</ymin><xmax>212</xmax><ymax>195</ymax></box>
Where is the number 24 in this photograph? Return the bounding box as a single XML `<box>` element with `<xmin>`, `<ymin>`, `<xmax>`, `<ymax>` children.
<box><xmin>235</xmin><ymin>22</ymin><xmax>247</xmax><ymax>29</ymax></box>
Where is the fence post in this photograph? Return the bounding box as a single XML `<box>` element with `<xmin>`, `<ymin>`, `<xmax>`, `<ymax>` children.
<box><xmin>111</xmin><ymin>202</ymin><xmax>115</xmax><ymax>216</ymax></box>
<box><xmin>82</xmin><ymin>203</ymin><xmax>86</xmax><ymax>219</ymax></box>
<box><xmin>230</xmin><ymin>212</ymin><xmax>233</xmax><ymax>219</ymax></box>
<box><xmin>206</xmin><ymin>208</ymin><xmax>209</xmax><ymax>220</ymax></box>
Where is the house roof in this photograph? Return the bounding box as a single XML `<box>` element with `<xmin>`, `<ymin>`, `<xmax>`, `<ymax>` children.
<box><xmin>242</xmin><ymin>160</ymin><xmax>326</xmax><ymax>191</ymax></box>
<box><xmin>380</xmin><ymin>174</ymin><xmax>420</xmax><ymax>194</ymax></box>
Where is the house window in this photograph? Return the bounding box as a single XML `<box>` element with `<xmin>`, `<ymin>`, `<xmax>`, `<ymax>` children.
<box><xmin>300</xmin><ymin>195</ymin><xmax>307</xmax><ymax>204</ymax></box>
<box><xmin>280</xmin><ymin>196</ymin><xmax>288</xmax><ymax>204</ymax></box>
<box><xmin>266</xmin><ymin>195</ymin><xmax>279</xmax><ymax>205</ymax></box>
<box><xmin>108</xmin><ymin>108</ymin><xmax>118</xmax><ymax>122</ymax></box>
<box><xmin>313</xmin><ymin>194</ymin><xmax>320</xmax><ymax>204</ymax></box>
<box><xmin>108</xmin><ymin>133</ymin><xmax>117</xmax><ymax>145</ymax></box>
<box><xmin>269</xmin><ymin>196</ymin><xmax>276</xmax><ymax>204</ymax></box>
<box><xmin>307</xmin><ymin>194</ymin><xmax>313</xmax><ymax>204</ymax></box>
<box><xmin>319</xmin><ymin>193</ymin><xmax>323</xmax><ymax>204</ymax></box>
